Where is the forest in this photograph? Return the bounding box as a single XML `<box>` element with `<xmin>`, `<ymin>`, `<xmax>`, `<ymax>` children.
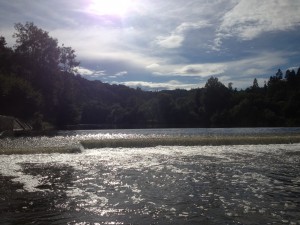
<box><xmin>1</xmin><ymin>22</ymin><xmax>300</xmax><ymax>130</ymax></box>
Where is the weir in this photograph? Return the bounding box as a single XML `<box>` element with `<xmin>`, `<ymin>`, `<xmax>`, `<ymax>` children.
<box><xmin>1</xmin><ymin>133</ymin><xmax>300</xmax><ymax>154</ymax></box>
<box><xmin>80</xmin><ymin>135</ymin><xmax>300</xmax><ymax>149</ymax></box>
<box><xmin>1</xmin><ymin>138</ymin><xmax>300</xmax><ymax>224</ymax></box>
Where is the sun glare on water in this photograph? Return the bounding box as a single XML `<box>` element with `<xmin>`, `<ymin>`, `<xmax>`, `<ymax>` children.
<box><xmin>88</xmin><ymin>0</ymin><xmax>135</xmax><ymax>16</ymax></box>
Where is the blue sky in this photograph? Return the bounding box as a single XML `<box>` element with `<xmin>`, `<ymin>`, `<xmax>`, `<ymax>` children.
<box><xmin>1</xmin><ymin>0</ymin><xmax>300</xmax><ymax>90</ymax></box>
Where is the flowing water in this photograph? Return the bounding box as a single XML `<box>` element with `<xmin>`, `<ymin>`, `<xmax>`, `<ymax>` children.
<box><xmin>0</xmin><ymin>128</ymin><xmax>300</xmax><ymax>225</ymax></box>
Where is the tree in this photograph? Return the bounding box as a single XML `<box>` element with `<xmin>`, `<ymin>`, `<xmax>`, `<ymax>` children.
<box><xmin>0</xmin><ymin>36</ymin><xmax>7</xmax><ymax>50</ymax></box>
<box><xmin>285</xmin><ymin>69</ymin><xmax>296</xmax><ymax>82</ymax></box>
<box><xmin>268</xmin><ymin>69</ymin><xmax>284</xmax><ymax>87</ymax></box>
<box><xmin>13</xmin><ymin>22</ymin><xmax>60</xmax><ymax>72</ymax></box>
<box><xmin>204</xmin><ymin>77</ymin><xmax>225</xmax><ymax>89</ymax></box>
<box><xmin>3</xmin><ymin>22</ymin><xmax>300</xmax><ymax>129</ymax></box>
<box><xmin>202</xmin><ymin>77</ymin><xmax>231</xmax><ymax>126</ymax></box>
<box><xmin>276</xmin><ymin>69</ymin><xmax>283</xmax><ymax>79</ymax></box>
<box><xmin>59</xmin><ymin>45</ymin><xmax>80</xmax><ymax>73</ymax></box>
<box><xmin>157</xmin><ymin>93</ymin><xmax>178</xmax><ymax>124</ymax></box>
<box><xmin>228</xmin><ymin>82</ymin><xmax>233</xmax><ymax>91</ymax></box>
<box><xmin>0</xmin><ymin>74</ymin><xmax>42</xmax><ymax>120</ymax></box>
<box><xmin>0</xmin><ymin>36</ymin><xmax>13</xmax><ymax>73</ymax></box>
<box><xmin>252</xmin><ymin>78</ymin><xmax>259</xmax><ymax>89</ymax></box>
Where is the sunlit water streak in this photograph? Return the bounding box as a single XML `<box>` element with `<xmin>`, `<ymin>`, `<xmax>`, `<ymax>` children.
<box><xmin>2</xmin><ymin>127</ymin><xmax>300</xmax><ymax>153</ymax></box>
<box><xmin>0</xmin><ymin>128</ymin><xmax>300</xmax><ymax>224</ymax></box>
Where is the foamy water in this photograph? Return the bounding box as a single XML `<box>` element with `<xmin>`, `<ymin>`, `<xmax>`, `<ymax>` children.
<box><xmin>2</xmin><ymin>127</ymin><xmax>300</xmax><ymax>153</ymax></box>
<box><xmin>1</xmin><ymin>143</ymin><xmax>300</xmax><ymax>224</ymax></box>
<box><xmin>1</xmin><ymin>128</ymin><xmax>300</xmax><ymax>224</ymax></box>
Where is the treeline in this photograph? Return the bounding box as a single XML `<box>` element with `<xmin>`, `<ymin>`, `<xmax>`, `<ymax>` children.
<box><xmin>1</xmin><ymin>22</ymin><xmax>300</xmax><ymax>129</ymax></box>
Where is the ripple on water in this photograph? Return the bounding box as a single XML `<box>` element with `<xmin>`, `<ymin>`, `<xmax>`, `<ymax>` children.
<box><xmin>0</xmin><ymin>144</ymin><xmax>300</xmax><ymax>224</ymax></box>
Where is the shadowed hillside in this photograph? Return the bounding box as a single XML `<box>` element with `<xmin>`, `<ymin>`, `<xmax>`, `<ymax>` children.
<box><xmin>1</xmin><ymin>23</ymin><xmax>300</xmax><ymax>129</ymax></box>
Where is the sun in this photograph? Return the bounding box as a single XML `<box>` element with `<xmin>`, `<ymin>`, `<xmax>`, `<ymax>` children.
<box><xmin>88</xmin><ymin>0</ymin><xmax>135</xmax><ymax>16</ymax></box>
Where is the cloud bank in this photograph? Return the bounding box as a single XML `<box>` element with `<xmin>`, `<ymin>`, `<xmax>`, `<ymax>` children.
<box><xmin>1</xmin><ymin>0</ymin><xmax>300</xmax><ymax>90</ymax></box>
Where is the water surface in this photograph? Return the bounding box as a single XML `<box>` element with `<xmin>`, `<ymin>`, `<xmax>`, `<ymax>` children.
<box><xmin>0</xmin><ymin>128</ymin><xmax>300</xmax><ymax>224</ymax></box>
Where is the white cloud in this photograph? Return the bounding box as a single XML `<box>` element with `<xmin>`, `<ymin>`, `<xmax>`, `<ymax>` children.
<box><xmin>156</xmin><ymin>20</ymin><xmax>210</xmax><ymax>49</ymax></box>
<box><xmin>76</xmin><ymin>66</ymin><xmax>106</xmax><ymax>77</ymax></box>
<box><xmin>146</xmin><ymin>51</ymin><xmax>289</xmax><ymax>89</ymax></box>
<box><xmin>146</xmin><ymin>62</ymin><xmax>227</xmax><ymax>77</ymax></box>
<box><xmin>115</xmin><ymin>71</ymin><xmax>128</xmax><ymax>76</ymax></box>
<box><xmin>175</xmin><ymin>21</ymin><xmax>211</xmax><ymax>33</ymax></box>
<box><xmin>146</xmin><ymin>63</ymin><xmax>160</xmax><ymax>69</ymax></box>
<box><xmin>51</xmin><ymin>26</ymin><xmax>167</xmax><ymax>71</ymax></box>
<box><xmin>1</xmin><ymin>0</ymin><xmax>298</xmax><ymax>90</ymax></box>
<box><xmin>109</xmin><ymin>71</ymin><xmax>128</xmax><ymax>78</ymax></box>
<box><xmin>157</xmin><ymin>34</ymin><xmax>184</xmax><ymax>48</ymax></box>
<box><xmin>176</xmin><ymin>64</ymin><xmax>226</xmax><ymax>77</ymax></box>
<box><xmin>117</xmin><ymin>80</ymin><xmax>200</xmax><ymax>90</ymax></box>
<box><xmin>76</xmin><ymin>67</ymin><xmax>94</xmax><ymax>76</ymax></box>
<box><xmin>218</xmin><ymin>0</ymin><xmax>300</xmax><ymax>41</ymax></box>
<box><xmin>228</xmin><ymin>51</ymin><xmax>288</xmax><ymax>77</ymax></box>
<box><xmin>0</xmin><ymin>27</ymin><xmax>15</xmax><ymax>47</ymax></box>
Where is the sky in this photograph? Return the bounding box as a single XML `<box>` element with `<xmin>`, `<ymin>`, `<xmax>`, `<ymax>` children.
<box><xmin>1</xmin><ymin>0</ymin><xmax>300</xmax><ymax>90</ymax></box>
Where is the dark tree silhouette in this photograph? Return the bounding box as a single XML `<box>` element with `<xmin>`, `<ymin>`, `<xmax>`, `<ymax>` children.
<box><xmin>1</xmin><ymin>22</ymin><xmax>300</xmax><ymax>129</ymax></box>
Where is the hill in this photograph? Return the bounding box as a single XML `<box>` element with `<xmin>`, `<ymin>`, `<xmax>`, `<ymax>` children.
<box><xmin>1</xmin><ymin>22</ymin><xmax>300</xmax><ymax>129</ymax></box>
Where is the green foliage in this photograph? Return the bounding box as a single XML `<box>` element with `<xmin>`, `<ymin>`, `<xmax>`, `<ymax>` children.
<box><xmin>59</xmin><ymin>45</ymin><xmax>80</xmax><ymax>73</ymax></box>
<box><xmin>13</xmin><ymin>22</ymin><xmax>60</xmax><ymax>72</ymax></box>
<box><xmin>0</xmin><ymin>36</ymin><xmax>13</xmax><ymax>73</ymax></box>
<box><xmin>1</xmin><ymin>22</ymin><xmax>300</xmax><ymax>129</ymax></box>
<box><xmin>0</xmin><ymin>74</ymin><xmax>42</xmax><ymax>120</ymax></box>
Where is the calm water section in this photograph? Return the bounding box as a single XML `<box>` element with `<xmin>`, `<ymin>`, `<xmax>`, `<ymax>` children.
<box><xmin>0</xmin><ymin>128</ymin><xmax>300</xmax><ymax>224</ymax></box>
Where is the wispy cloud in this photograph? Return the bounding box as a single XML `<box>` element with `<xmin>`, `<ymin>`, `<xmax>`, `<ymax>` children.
<box><xmin>157</xmin><ymin>35</ymin><xmax>184</xmax><ymax>49</ymax></box>
<box><xmin>117</xmin><ymin>80</ymin><xmax>200</xmax><ymax>90</ymax></box>
<box><xmin>156</xmin><ymin>20</ymin><xmax>211</xmax><ymax>49</ymax></box>
<box><xmin>108</xmin><ymin>71</ymin><xmax>128</xmax><ymax>78</ymax></box>
<box><xmin>76</xmin><ymin>66</ymin><xmax>106</xmax><ymax>78</ymax></box>
<box><xmin>144</xmin><ymin>50</ymin><xmax>289</xmax><ymax>88</ymax></box>
<box><xmin>147</xmin><ymin>62</ymin><xmax>226</xmax><ymax>77</ymax></box>
<box><xmin>1</xmin><ymin>0</ymin><xmax>299</xmax><ymax>90</ymax></box>
<box><xmin>175</xmin><ymin>63</ymin><xmax>226</xmax><ymax>77</ymax></box>
<box><xmin>216</xmin><ymin>0</ymin><xmax>300</xmax><ymax>42</ymax></box>
<box><xmin>115</xmin><ymin>71</ymin><xmax>128</xmax><ymax>76</ymax></box>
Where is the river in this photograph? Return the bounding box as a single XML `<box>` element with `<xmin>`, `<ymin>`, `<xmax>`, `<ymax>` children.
<box><xmin>0</xmin><ymin>128</ymin><xmax>300</xmax><ymax>224</ymax></box>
